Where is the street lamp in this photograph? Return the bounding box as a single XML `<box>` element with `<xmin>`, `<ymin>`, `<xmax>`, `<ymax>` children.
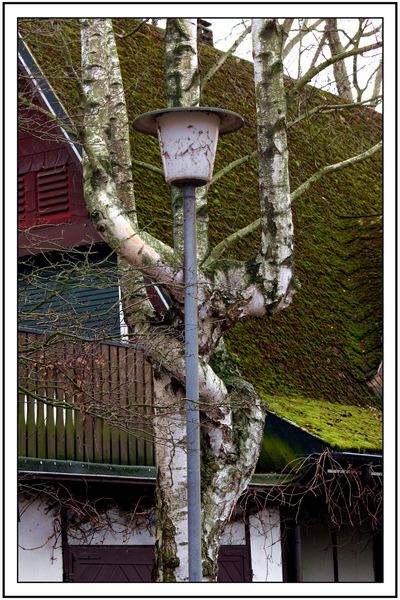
<box><xmin>133</xmin><ymin>107</ymin><xmax>243</xmax><ymax>582</ymax></box>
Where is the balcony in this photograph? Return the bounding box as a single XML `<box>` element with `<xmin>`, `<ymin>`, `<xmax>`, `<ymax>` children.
<box><xmin>18</xmin><ymin>329</ymin><xmax>155</xmax><ymax>478</ymax></box>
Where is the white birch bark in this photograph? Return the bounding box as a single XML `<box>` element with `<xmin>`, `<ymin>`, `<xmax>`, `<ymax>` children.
<box><xmin>252</xmin><ymin>19</ymin><xmax>296</xmax><ymax>311</ymax></box>
<box><xmin>165</xmin><ymin>19</ymin><xmax>209</xmax><ymax>261</ymax></box>
<box><xmin>152</xmin><ymin>369</ymin><xmax>189</xmax><ymax>581</ymax></box>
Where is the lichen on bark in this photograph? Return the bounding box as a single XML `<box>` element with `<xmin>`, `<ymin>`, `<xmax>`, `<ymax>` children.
<box><xmin>252</xmin><ymin>18</ymin><xmax>296</xmax><ymax>311</ymax></box>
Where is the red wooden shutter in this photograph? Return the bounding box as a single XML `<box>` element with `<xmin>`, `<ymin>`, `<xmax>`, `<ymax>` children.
<box><xmin>18</xmin><ymin>175</ymin><xmax>26</xmax><ymax>225</ymax></box>
<box><xmin>17</xmin><ymin>173</ymin><xmax>36</xmax><ymax>228</ymax></box>
<box><xmin>37</xmin><ymin>165</ymin><xmax>70</xmax><ymax>223</ymax></box>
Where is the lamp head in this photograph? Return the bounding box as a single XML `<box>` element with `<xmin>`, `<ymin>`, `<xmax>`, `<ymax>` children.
<box><xmin>132</xmin><ymin>107</ymin><xmax>243</xmax><ymax>187</ymax></box>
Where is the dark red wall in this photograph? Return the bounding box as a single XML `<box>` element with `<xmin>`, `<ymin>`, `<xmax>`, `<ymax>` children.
<box><xmin>18</xmin><ymin>84</ymin><xmax>100</xmax><ymax>255</ymax></box>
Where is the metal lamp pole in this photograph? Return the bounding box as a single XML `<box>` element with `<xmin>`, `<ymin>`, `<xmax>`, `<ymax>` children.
<box><xmin>183</xmin><ymin>184</ymin><xmax>202</xmax><ymax>581</ymax></box>
<box><xmin>132</xmin><ymin>107</ymin><xmax>243</xmax><ymax>583</ymax></box>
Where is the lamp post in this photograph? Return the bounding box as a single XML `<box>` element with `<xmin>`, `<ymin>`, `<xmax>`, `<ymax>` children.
<box><xmin>133</xmin><ymin>107</ymin><xmax>243</xmax><ymax>582</ymax></box>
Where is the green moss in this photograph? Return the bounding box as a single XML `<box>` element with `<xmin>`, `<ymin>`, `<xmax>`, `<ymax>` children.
<box><xmin>262</xmin><ymin>393</ymin><xmax>382</xmax><ymax>451</ymax></box>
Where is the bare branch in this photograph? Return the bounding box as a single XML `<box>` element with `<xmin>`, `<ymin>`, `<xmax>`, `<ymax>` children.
<box><xmin>201</xmin><ymin>23</ymin><xmax>251</xmax><ymax>94</ymax></box>
<box><xmin>287</xmin><ymin>95</ymin><xmax>382</xmax><ymax>128</ymax></box>
<box><xmin>291</xmin><ymin>142</ymin><xmax>382</xmax><ymax>202</ymax></box>
<box><xmin>203</xmin><ymin>217</ymin><xmax>260</xmax><ymax>267</ymax></box>
<box><xmin>18</xmin><ymin>93</ymin><xmax>79</xmax><ymax>139</ymax></box>
<box><xmin>210</xmin><ymin>150</ymin><xmax>257</xmax><ymax>186</ymax></box>
<box><xmin>289</xmin><ymin>41</ymin><xmax>382</xmax><ymax>98</ymax></box>
<box><xmin>283</xmin><ymin>18</ymin><xmax>324</xmax><ymax>59</ymax></box>
<box><xmin>282</xmin><ymin>18</ymin><xmax>294</xmax><ymax>37</ymax></box>
<box><xmin>308</xmin><ymin>28</ymin><xmax>328</xmax><ymax>71</ymax></box>
<box><xmin>132</xmin><ymin>159</ymin><xmax>164</xmax><ymax>177</ymax></box>
<box><xmin>116</xmin><ymin>18</ymin><xmax>150</xmax><ymax>39</ymax></box>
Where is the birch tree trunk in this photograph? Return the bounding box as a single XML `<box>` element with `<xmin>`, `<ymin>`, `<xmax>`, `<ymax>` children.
<box><xmin>252</xmin><ymin>18</ymin><xmax>296</xmax><ymax>311</ymax></box>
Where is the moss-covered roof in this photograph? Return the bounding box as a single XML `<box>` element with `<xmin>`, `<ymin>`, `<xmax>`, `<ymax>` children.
<box><xmin>18</xmin><ymin>19</ymin><xmax>383</xmax><ymax>452</ymax></box>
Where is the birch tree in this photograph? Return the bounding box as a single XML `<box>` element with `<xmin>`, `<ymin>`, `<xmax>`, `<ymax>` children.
<box><xmin>18</xmin><ymin>16</ymin><xmax>382</xmax><ymax>582</ymax></box>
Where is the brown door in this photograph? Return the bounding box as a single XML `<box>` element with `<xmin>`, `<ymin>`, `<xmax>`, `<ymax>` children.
<box><xmin>64</xmin><ymin>544</ymin><xmax>252</xmax><ymax>582</ymax></box>
<box><xmin>64</xmin><ymin>546</ymin><xmax>154</xmax><ymax>582</ymax></box>
<box><xmin>218</xmin><ymin>545</ymin><xmax>252</xmax><ymax>582</ymax></box>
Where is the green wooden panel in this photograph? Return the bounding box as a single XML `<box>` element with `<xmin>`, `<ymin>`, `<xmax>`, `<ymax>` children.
<box><xmin>84</xmin><ymin>414</ymin><xmax>94</xmax><ymax>462</ymax></box>
<box><xmin>26</xmin><ymin>334</ymin><xmax>37</xmax><ymax>458</ymax></box>
<box><xmin>119</xmin><ymin>346</ymin><xmax>129</xmax><ymax>465</ymax></box>
<box><xmin>17</xmin><ymin>331</ymin><xmax>28</xmax><ymax>457</ymax></box>
<box><xmin>55</xmin><ymin>362</ymin><xmax>65</xmax><ymax>460</ymax></box>
<box><xmin>135</xmin><ymin>351</ymin><xmax>145</xmax><ymax>465</ymax></box>
<box><xmin>36</xmin><ymin>378</ymin><xmax>47</xmax><ymax>459</ymax></box>
<box><xmin>64</xmin><ymin>342</ymin><xmax>76</xmax><ymax>460</ymax></box>
<box><xmin>45</xmin><ymin>370</ymin><xmax>56</xmax><ymax>459</ymax></box>
<box><xmin>18</xmin><ymin>330</ymin><xmax>156</xmax><ymax>467</ymax></box>
<box><xmin>75</xmin><ymin>408</ymin><xmax>85</xmax><ymax>461</ymax></box>
<box><xmin>127</xmin><ymin>347</ymin><xmax>138</xmax><ymax>465</ymax></box>
<box><xmin>18</xmin><ymin>457</ymin><xmax>157</xmax><ymax>480</ymax></box>
<box><xmin>17</xmin><ymin>391</ymin><xmax>26</xmax><ymax>457</ymax></box>
<box><xmin>101</xmin><ymin>344</ymin><xmax>111</xmax><ymax>463</ymax></box>
<box><xmin>18</xmin><ymin>250</ymin><xmax>121</xmax><ymax>339</ymax></box>
<box><xmin>110</xmin><ymin>345</ymin><xmax>120</xmax><ymax>465</ymax></box>
<box><xmin>143</xmin><ymin>360</ymin><xmax>154</xmax><ymax>465</ymax></box>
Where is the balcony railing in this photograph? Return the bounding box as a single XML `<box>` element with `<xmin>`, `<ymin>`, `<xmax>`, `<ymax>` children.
<box><xmin>18</xmin><ymin>329</ymin><xmax>155</xmax><ymax>468</ymax></box>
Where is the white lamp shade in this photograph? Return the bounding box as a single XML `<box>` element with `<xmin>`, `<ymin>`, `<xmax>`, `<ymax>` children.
<box><xmin>156</xmin><ymin>111</ymin><xmax>220</xmax><ymax>187</ymax></box>
<box><xmin>132</xmin><ymin>107</ymin><xmax>243</xmax><ymax>188</ymax></box>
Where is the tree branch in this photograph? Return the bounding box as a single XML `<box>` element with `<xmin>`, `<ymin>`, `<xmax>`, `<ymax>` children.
<box><xmin>106</xmin><ymin>21</ymin><xmax>137</xmax><ymax>217</ymax></box>
<box><xmin>283</xmin><ymin>18</ymin><xmax>324</xmax><ymax>59</ymax></box>
<box><xmin>289</xmin><ymin>41</ymin><xmax>382</xmax><ymax>98</ymax></box>
<box><xmin>326</xmin><ymin>18</ymin><xmax>353</xmax><ymax>102</ymax></box>
<box><xmin>291</xmin><ymin>142</ymin><xmax>382</xmax><ymax>202</ymax></box>
<box><xmin>80</xmin><ymin>18</ymin><xmax>179</xmax><ymax>294</ymax></box>
<box><xmin>132</xmin><ymin>159</ymin><xmax>164</xmax><ymax>177</ymax></box>
<box><xmin>372</xmin><ymin>58</ymin><xmax>383</xmax><ymax>105</ymax></box>
<box><xmin>282</xmin><ymin>18</ymin><xmax>294</xmax><ymax>37</ymax></box>
<box><xmin>116</xmin><ymin>18</ymin><xmax>150</xmax><ymax>39</ymax></box>
<box><xmin>203</xmin><ymin>218</ymin><xmax>260</xmax><ymax>267</ymax></box>
<box><xmin>308</xmin><ymin>28</ymin><xmax>328</xmax><ymax>71</ymax></box>
<box><xmin>287</xmin><ymin>95</ymin><xmax>382</xmax><ymax>128</ymax></box>
<box><xmin>210</xmin><ymin>150</ymin><xmax>257</xmax><ymax>186</ymax></box>
<box><xmin>200</xmin><ymin>23</ymin><xmax>251</xmax><ymax>94</ymax></box>
<box><xmin>18</xmin><ymin>94</ymin><xmax>79</xmax><ymax>138</ymax></box>
<box><xmin>252</xmin><ymin>18</ymin><xmax>295</xmax><ymax>310</ymax></box>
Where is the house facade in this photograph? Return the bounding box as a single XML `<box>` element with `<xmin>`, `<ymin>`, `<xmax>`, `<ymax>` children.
<box><xmin>17</xmin><ymin>22</ymin><xmax>383</xmax><ymax>584</ymax></box>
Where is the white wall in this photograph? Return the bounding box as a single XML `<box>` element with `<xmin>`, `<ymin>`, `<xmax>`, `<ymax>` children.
<box><xmin>67</xmin><ymin>507</ymin><xmax>155</xmax><ymax>545</ymax></box>
<box><xmin>301</xmin><ymin>519</ymin><xmax>335</xmax><ymax>582</ymax></box>
<box><xmin>301</xmin><ymin>519</ymin><xmax>375</xmax><ymax>582</ymax></box>
<box><xmin>18</xmin><ymin>495</ymin><xmax>63</xmax><ymax>582</ymax></box>
<box><xmin>18</xmin><ymin>495</ymin><xmax>283</xmax><ymax>583</ymax></box>
<box><xmin>249</xmin><ymin>507</ymin><xmax>283</xmax><ymax>582</ymax></box>
<box><xmin>68</xmin><ymin>510</ymin><xmax>247</xmax><ymax>546</ymax></box>
<box><xmin>336</xmin><ymin>527</ymin><xmax>375</xmax><ymax>582</ymax></box>
<box><xmin>221</xmin><ymin>519</ymin><xmax>246</xmax><ymax>545</ymax></box>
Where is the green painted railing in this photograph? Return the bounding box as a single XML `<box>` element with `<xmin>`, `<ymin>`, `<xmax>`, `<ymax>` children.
<box><xmin>18</xmin><ymin>329</ymin><xmax>155</xmax><ymax>467</ymax></box>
